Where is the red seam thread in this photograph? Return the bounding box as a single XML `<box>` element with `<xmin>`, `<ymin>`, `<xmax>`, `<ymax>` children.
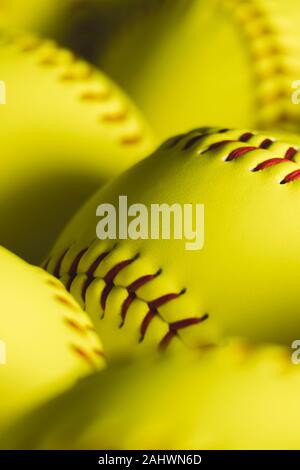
<box><xmin>252</xmin><ymin>158</ymin><xmax>290</xmax><ymax>171</ymax></box>
<box><xmin>281</xmin><ymin>170</ymin><xmax>300</xmax><ymax>184</ymax></box>
<box><xmin>71</xmin><ymin>344</ymin><xmax>98</xmax><ymax>370</ymax></box>
<box><xmin>159</xmin><ymin>314</ymin><xmax>209</xmax><ymax>350</ymax></box>
<box><xmin>226</xmin><ymin>146</ymin><xmax>257</xmax><ymax>161</ymax></box>
<box><xmin>285</xmin><ymin>147</ymin><xmax>298</xmax><ymax>160</ymax></box>
<box><xmin>51</xmin><ymin>249</ymin><xmax>206</xmax><ymax>350</ymax></box>
<box><xmin>259</xmin><ymin>138</ymin><xmax>274</xmax><ymax>149</ymax></box>
<box><xmin>139</xmin><ymin>292</ymin><xmax>184</xmax><ymax>341</ymax></box>
<box><xmin>239</xmin><ymin>132</ymin><xmax>254</xmax><ymax>142</ymax></box>
<box><xmin>194</xmin><ymin>132</ymin><xmax>299</xmax><ymax>180</ymax></box>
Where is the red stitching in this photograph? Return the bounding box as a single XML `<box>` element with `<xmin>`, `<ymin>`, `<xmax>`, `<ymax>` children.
<box><xmin>185</xmin><ymin>129</ymin><xmax>300</xmax><ymax>183</ymax></box>
<box><xmin>44</xmin><ymin>272</ymin><xmax>103</xmax><ymax>370</ymax></box>
<box><xmin>259</xmin><ymin>138</ymin><xmax>274</xmax><ymax>149</ymax></box>
<box><xmin>203</xmin><ymin>139</ymin><xmax>235</xmax><ymax>153</ymax></box>
<box><xmin>121</xmin><ymin>273</ymin><xmax>159</xmax><ymax>325</ymax></box>
<box><xmin>104</xmin><ymin>257</ymin><xmax>137</xmax><ymax>284</ymax></box>
<box><xmin>281</xmin><ymin>170</ymin><xmax>300</xmax><ymax>184</ymax></box>
<box><xmin>53</xmin><ymin>249</ymin><xmax>69</xmax><ymax>279</ymax></box>
<box><xmin>10</xmin><ymin>31</ymin><xmax>145</xmax><ymax>147</ymax></box>
<box><xmin>164</xmin><ymin>134</ymin><xmax>185</xmax><ymax>149</ymax></box>
<box><xmin>159</xmin><ymin>314</ymin><xmax>209</xmax><ymax>350</ymax></box>
<box><xmin>71</xmin><ymin>345</ymin><xmax>99</xmax><ymax>370</ymax></box>
<box><xmin>69</xmin><ymin>248</ymin><xmax>88</xmax><ymax>276</ymax></box>
<box><xmin>87</xmin><ymin>251</ymin><xmax>110</xmax><ymax>275</ymax></box>
<box><xmin>49</xmin><ymin>248</ymin><xmax>204</xmax><ymax>350</ymax></box>
<box><xmin>226</xmin><ymin>146</ymin><xmax>257</xmax><ymax>161</ymax></box>
<box><xmin>54</xmin><ymin>294</ymin><xmax>79</xmax><ymax>312</ymax></box>
<box><xmin>252</xmin><ymin>158</ymin><xmax>291</xmax><ymax>172</ymax></box>
<box><xmin>65</xmin><ymin>318</ymin><xmax>86</xmax><ymax>334</ymax></box>
<box><xmin>285</xmin><ymin>147</ymin><xmax>298</xmax><ymax>161</ymax></box>
<box><xmin>101</xmin><ymin>257</ymin><xmax>138</xmax><ymax>311</ymax></box>
<box><xmin>239</xmin><ymin>132</ymin><xmax>254</xmax><ymax>142</ymax></box>
<box><xmin>66</xmin><ymin>248</ymin><xmax>88</xmax><ymax>291</ymax></box>
<box><xmin>139</xmin><ymin>292</ymin><xmax>185</xmax><ymax>342</ymax></box>
<box><xmin>140</xmin><ymin>310</ymin><xmax>156</xmax><ymax>341</ymax></box>
<box><xmin>182</xmin><ymin>134</ymin><xmax>207</xmax><ymax>151</ymax></box>
<box><xmin>101</xmin><ymin>283</ymin><xmax>114</xmax><ymax>311</ymax></box>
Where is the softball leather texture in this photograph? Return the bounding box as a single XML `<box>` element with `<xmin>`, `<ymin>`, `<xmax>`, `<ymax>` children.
<box><xmin>1</xmin><ymin>341</ymin><xmax>299</xmax><ymax>449</ymax></box>
<box><xmin>101</xmin><ymin>0</ymin><xmax>300</xmax><ymax>138</ymax></box>
<box><xmin>0</xmin><ymin>28</ymin><xmax>154</xmax><ymax>263</ymax></box>
<box><xmin>46</xmin><ymin>127</ymin><xmax>300</xmax><ymax>361</ymax></box>
<box><xmin>0</xmin><ymin>246</ymin><xmax>105</xmax><ymax>430</ymax></box>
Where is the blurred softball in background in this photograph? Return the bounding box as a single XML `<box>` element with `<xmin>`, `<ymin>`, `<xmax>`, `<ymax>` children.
<box><xmin>99</xmin><ymin>0</ymin><xmax>300</xmax><ymax>139</ymax></box>
<box><xmin>2</xmin><ymin>341</ymin><xmax>299</xmax><ymax>449</ymax></box>
<box><xmin>0</xmin><ymin>246</ymin><xmax>105</xmax><ymax>431</ymax></box>
<box><xmin>0</xmin><ymin>29</ymin><xmax>155</xmax><ymax>263</ymax></box>
<box><xmin>0</xmin><ymin>0</ymin><xmax>142</xmax><ymax>59</ymax></box>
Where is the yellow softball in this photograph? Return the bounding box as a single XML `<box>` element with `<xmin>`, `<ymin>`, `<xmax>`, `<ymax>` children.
<box><xmin>101</xmin><ymin>0</ymin><xmax>300</xmax><ymax>139</ymax></box>
<box><xmin>0</xmin><ymin>28</ymin><xmax>155</xmax><ymax>263</ymax></box>
<box><xmin>2</xmin><ymin>340</ymin><xmax>299</xmax><ymax>449</ymax></box>
<box><xmin>0</xmin><ymin>0</ymin><xmax>63</xmax><ymax>33</ymax></box>
<box><xmin>0</xmin><ymin>246</ymin><xmax>105</xmax><ymax>430</ymax></box>
<box><xmin>46</xmin><ymin>127</ymin><xmax>300</xmax><ymax>361</ymax></box>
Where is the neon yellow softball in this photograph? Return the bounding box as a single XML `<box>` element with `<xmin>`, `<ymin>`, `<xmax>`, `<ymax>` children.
<box><xmin>0</xmin><ymin>28</ymin><xmax>155</xmax><ymax>263</ymax></box>
<box><xmin>2</xmin><ymin>341</ymin><xmax>299</xmax><ymax>449</ymax></box>
<box><xmin>101</xmin><ymin>0</ymin><xmax>300</xmax><ymax>139</ymax></box>
<box><xmin>0</xmin><ymin>246</ymin><xmax>105</xmax><ymax>430</ymax></box>
<box><xmin>45</xmin><ymin>127</ymin><xmax>300</xmax><ymax>361</ymax></box>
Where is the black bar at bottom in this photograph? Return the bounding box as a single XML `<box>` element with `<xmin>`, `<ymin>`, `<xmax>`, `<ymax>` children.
<box><xmin>0</xmin><ymin>450</ymin><xmax>299</xmax><ymax>467</ymax></box>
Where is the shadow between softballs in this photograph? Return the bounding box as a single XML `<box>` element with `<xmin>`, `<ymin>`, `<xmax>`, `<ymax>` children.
<box><xmin>0</xmin><ymin>170</ymin><xmax>105</xmax><ymax>265</ymax></box>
